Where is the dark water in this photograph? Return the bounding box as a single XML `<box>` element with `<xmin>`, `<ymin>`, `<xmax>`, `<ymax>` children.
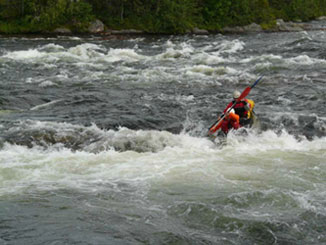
<box><xmin>0</xmin><ymin>23</ymin><xmax>326</xmax><ymax>244</ymax></box>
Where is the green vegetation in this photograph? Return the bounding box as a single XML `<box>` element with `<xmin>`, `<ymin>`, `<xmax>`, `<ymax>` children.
<box><xmin>0</xmin><ymin>0</ymin><xmax>93</xmax><ymax>33</ymax></box>
<box><xmin>0</xmin><ymin>0</ymin><xmax>326</xmax><ymax>34</ymax></box>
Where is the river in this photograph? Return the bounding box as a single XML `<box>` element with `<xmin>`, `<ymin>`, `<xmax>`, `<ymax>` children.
<box><xmin>0</xmin><ymin>23</ymin><xmax>326</xmax><ymax>244</ymax></box>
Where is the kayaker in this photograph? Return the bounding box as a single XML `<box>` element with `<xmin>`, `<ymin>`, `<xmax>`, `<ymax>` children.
<box><xmin>220</xmin><ymin>90</ymin><xmax>255</xmax><ymax>134</ymax></box>
<box><xmin>220</xmin><ymin>108</ymin><xmax>240</xmax><ymax>134</ymax></box>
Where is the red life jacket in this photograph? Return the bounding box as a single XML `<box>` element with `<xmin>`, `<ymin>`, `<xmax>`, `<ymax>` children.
<box><xmin>224</xmin><ymin>99</ymin><xmax>249</xmax><ymax>118</ymax></box>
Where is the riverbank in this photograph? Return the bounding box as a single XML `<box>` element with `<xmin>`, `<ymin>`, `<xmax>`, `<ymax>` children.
<box><xmin>2</xmin><ymin>17</ymin><xmax>326</xmax><ymax>40</ymax></box>
<box><xmin>2</xmin><ymin>0</ymin><xmax>326</xmax><ymax>36</ymax></box>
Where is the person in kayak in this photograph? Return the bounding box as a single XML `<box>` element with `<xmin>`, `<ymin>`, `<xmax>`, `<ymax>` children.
<box><xmin>220</xmin><ymin>90</ymin><xmax>255</xmax><ymax>134</ymax></box>
<box><xmin>220</xmin><ymin>108</ymin><xmax>240</xmax><ymax>134</ymax></box>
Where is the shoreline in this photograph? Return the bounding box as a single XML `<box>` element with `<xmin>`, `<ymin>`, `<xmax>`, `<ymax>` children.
<box><xmin>1</xmin><ymin>18</ymin><xmax>326</xmax><ymax>39</ymax></box>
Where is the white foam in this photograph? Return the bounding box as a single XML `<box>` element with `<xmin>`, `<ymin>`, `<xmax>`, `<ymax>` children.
<box><xmin>4</xmin><ymin>49</ymin><xmax>46</xmax><ymax>60</ymax></box>
<box><xmin>0</xmin><ymin>40</ymin><xmax>249</xmax><ymax>87</ymax></box>
<box><xmin>103</xmin><ymin>48</ymin><xmax>146</xmax><ymax>63</ymax></box>
<box><xmin>226</xmin><ymin>129</ymin><xmax>326</xmax><ymax>153</ymax></box>
<box><xmin>68</xmin><ymin>43</ymin><xmax>106</xmax><ymax>61</ymax></box>
<box><xmin>241</xmin><ymin>54</ymin><xmax>283</xmax><ymax>64</ymax></box>
<box><xmin>2</xmin><ymin>43</ymin><xmax>107</xmax><ymax>64</ymax></box>
<box><xmin>290</xmin><ymin>190</ymin><xmax>326</xmax><ymax>215</ymax></box>
<box><xmin>189</xmin><ymin>65</ymin><xmax>238</xmax><ymax>76</ymax></box>
<box><xmin>38</xmin><ymin>80</ymin><xmax>57</xmax><ymax>87</ymax></box>
<box><xmin>157</xmin><ymin>42</ymin><xmax>194</xmax><ymax>60</ymax></box>
<box><xmin>30</xmin><ymin>100</ymin><xmax>62</xmax><ymax>111</ymax></box>
<box><xmin>38</xmin><ymin>43</ymin><xmax>65</xmax><ymax>52</ymax></box>
<box><xmin>240</xmin><ymin>53</ymin><xmax>326</xmax><ymax>68</ymax></box>
<box><xmin>0</xmin><ymin>121</ymin><xmax>325</xmax><ymax>198</ymax></box>
<box><xmin>214</xmin><ymin>39</ymin><xmax>245</xmax><ymax>54</ymax></box>
<box><xmin>287</xmin><ymin>55</ymin><xmax>325</xmax><ymax>66</ymax></box>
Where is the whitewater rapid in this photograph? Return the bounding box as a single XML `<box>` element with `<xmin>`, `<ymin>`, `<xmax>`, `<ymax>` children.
<box><xmin>0</xmin><ymin>26</ymin><xmax>326</xmax><ymax>244</ymax></box>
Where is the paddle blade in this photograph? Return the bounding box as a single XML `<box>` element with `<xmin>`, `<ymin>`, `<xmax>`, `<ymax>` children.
<box><xmin>238</xmin><ymin>87</ymin><xmax>251</xmax><ymax>101</ymax></box>
<box><xmin>238</xmin><ymin>75</ymin><xmax>263</xmax><ymax>101</ymax></box>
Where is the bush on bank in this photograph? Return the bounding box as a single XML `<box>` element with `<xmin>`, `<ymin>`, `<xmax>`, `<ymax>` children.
<box><xmin>0</xmin><ymin>0</ymin><xmax>325</xmax><ymax>34</ymax></box>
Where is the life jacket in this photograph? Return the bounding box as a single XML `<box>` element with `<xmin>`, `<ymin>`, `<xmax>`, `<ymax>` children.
<box><xmin>225</xmin><ymin>99</ymin><xmax>255</xmax><ymax>119</ymax></box>
<box><xmin>246</xmin><ymin>99</ymin><xmax>255</xmax><ymax>119</ymax></box>
<box><xmin>233</xmin><ymin>100</ymin><xmax>248</xmax><ymax>118</ymax></box>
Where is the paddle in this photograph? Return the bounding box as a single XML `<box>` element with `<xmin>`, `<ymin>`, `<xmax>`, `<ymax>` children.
<box><xmin>208</xmin><ymin>75</ymin><xmax>264</xmax><ymax>135</ymax></box>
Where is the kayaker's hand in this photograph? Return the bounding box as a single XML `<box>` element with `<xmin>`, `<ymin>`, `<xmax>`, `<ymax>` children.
<box><xmin>225</xmin><ymin>108</ymin><xmax>231</xmax><ymax>116</ymax></box>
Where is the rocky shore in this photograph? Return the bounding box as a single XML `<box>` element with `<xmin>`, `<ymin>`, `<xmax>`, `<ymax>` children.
<box><xmin>2</xmin><ymin>17</ymin><xmax>326</xmax><ymax>38</ymax></box>
<box><xmin>84</xmin><ymin>17</ymin><xmax>326</xmax><ymax>36</ymax></box>
<box><xmin>221</xmin><ymin>17</ymin><xmax>326</xmax><ymax>34</ymax></box>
